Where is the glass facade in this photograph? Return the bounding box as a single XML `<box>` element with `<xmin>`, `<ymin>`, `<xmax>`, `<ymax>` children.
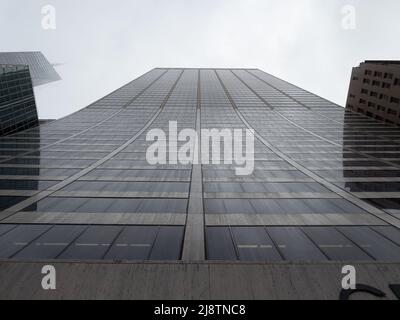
<box><xmin>0</xmin><ymin>64</ymin><xmax>38</xmax><ymax>136</ymax></box>
<box><xmin>0</xmin><ymin>68</ymin><xmax>399</xmax><ymax>262</ymax></box>
<box><xmin>0</xmin><ymin>52</ymin><xmax>61</xmax><ymax>87</ymax></box>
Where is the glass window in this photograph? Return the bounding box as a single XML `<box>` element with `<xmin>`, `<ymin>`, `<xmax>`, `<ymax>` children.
<box><xmin>0</xmin><ymin>224</ymin><xmax>16</xmax><ymax>237</ymax></box>
<box><xmin>23</xmin><ymin>198</ymin><xmax>188</xmax><ymax>214</ymax></box>
<box><xmin>206</xmin><ymin>227</ymin><xmax>237</xmax><ymax>260</ymax></box>
<box><xmin>372</xmin><ymin>226</ymin><xmax>400</xmax><ymax>246</ymax></box>
<box><xmin>302</xmin><ymin>227</ymin><xmax>372</xmax><ymax>261</ymax></box>
<box><xmin>0</xmin><ymin>180</ymin><xmax>57</xmax><ymax>190</ymax></box>
<box><xmin>149</xmin><ymin>226</ymin><xmax>184</xmax><ymax>260</ymax></box>
<box><xmin>14</xmin><ymin>225</ymin><xmax>87</xmax><ymax>259</ymax></box>
<box><xmin>231</xmin><ymin>227</ymin><xmax>282</xmax><ymax>261</ymax></box>
<box><xmin>267</xmin><ymin>227</ymin><xmax>327</xmax><ymax>261</ymax></box>
<box><xmin>0</xmin><ymin>196</ymin><xmax>28</xmax><ymax>211</ymax></box>
<box><xmin>61</xmin><ymin>181</ymin><xmax>189</xmax><ymax>193</ymax></box>
<box><xmin>338</xmin><ymin>227</ymin><xmax>400</xmax><ymax>261</ymax></box>
<box><xmin>365</xmin><ymin>198</ymin><xmax>400</xmax><ymax>211</ymax></box>
<box><xmin>0</xmin><ymin>225</ymin><xmax>51</xmax><ymax>258</ymax></box>
<box><xmin>104</xmin><ymin>226</ymin><xmax>158</xmax><ymax>260</ymax></box>
<box><xmin>59</xmin><ymin>226</ymin><xmax>122</xmax><ymax>260</ymax></box>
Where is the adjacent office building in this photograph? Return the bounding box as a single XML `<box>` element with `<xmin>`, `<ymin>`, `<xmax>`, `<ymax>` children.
<box><xmin>0</xmin><ymin>68</ymin><xmax>399</xmax><ymax>299</ymax></box>
<box><xmin>0</xmin><ymin>64</ymin><xmax>38</xmax><ymax>136</ymax></box>
<box><xmin>346</xmin><ymin>60</ymin><xmax>400</xmax><ymax>125</ymax></box>
<box><xmin>0</xmin><ymin>52</ymin><xmax>61</xmax><ymax>87</ymax></box>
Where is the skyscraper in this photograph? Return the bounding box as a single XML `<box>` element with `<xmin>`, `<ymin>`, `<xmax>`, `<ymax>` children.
<box><xmin>346</xmin><ymin>60</ymin><xmax>400</xmax><ymax>125</ymax></box>
<box><xmin>0</xmin><ymin>52</ymin><xmax>61</xmax><ymax>87</ymax></box>
<box><xmin>0</xmin><ymin>64</ymin><xmax>38</xmax><ymax>136</ymax></box>
<box><xmin>0</xmin><ymin>68</ymin><xmax>399</xmax><ymax>299</ymax></box>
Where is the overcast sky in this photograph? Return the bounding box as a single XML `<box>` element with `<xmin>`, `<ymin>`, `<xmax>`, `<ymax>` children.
<box><xmin>1</xmin><ymin>0</ymin><xmax>399</xmax><ymax>119</ymax></box>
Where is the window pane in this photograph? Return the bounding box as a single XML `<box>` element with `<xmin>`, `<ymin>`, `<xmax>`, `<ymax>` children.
<box><xmin>0</xmin><ymin>225</ymin><xmax>51</xmax><ymax>258</ymax></box>
<box><xmin>14</xmin><ymin>225</ymin><xmax>87</xmax><ymax>259</ymax></box>
<box><xmin>150</xmin><ymin>226</ymin><xmax>184</xmax><ymax>260</ymax></box>
<box><xmin>231</xmin><ymin>227</ymin><xmax>282</xmax><ymax>262</ymax></box>
<box><xmin>206</xmin><ymin>227</ymin><xmax>237</xmax><ymax>260</ymax></box>
<box><xmin>303</xmin><ymin>227</ymin><xmax>372</xmax><ymax>261</ymax></box>
<box><xmin>104</xmin><ymin>226</ymin><xmax>158</xmax><ymax>260</ymax></box>
<box><xmin>338</xmin><ymin>227</ymin><xmax>400</xmax><ymax>261</ymax></box>
<box><xmin>59</xmin><ymin>226</ymin><xmax>122</xmax><ymax>260</ymax></box>
<box><xmin>267</xmin><ymin>227</ymin><xmax>327</xmax><ymax>261</ymax></box>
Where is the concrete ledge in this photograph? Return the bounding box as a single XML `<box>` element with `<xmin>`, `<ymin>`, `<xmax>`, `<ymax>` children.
<box><xmin>0</xmin><ymin>261</ymin><xmax>399</xmax><ymax>300</ymax></box>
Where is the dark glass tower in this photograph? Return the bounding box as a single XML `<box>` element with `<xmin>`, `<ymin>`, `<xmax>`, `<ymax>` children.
<box><xmin>0</xmin><ymin>68</ymin><xmax>399</xmax><ymax>264</ymax></box>
<box><xmin>0</xmin><ymin>64</ymin><xmax>38</xmax><ymax>136</ymax></box>
<box><xmin>0</xmin><ymin>52</ymin><xmax>61</xmax><ymax>87</ymax></box>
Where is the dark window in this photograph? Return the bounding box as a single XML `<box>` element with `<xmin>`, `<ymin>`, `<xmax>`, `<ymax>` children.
<box><xmin>14</xmin><ymin>225</ymin><xmax>87</xmax><ymax>259</ymax></box>
<box><xmin>302</xmin><ymin>227</ymin><xmax>372</xmax><ymax>261</ymax></box>
<box><xmin>379</xmin><ymin>94</ymin><xmax>389</xmax><ymax>101</ymax></box>
<box><xmin>364</xmin><ymin>198</ymin><xmax>400</xmax><ymax>211</ymax></box>
<box><xmin>0</xmin><ymin>196</ymin><xmax>28</xmax><ymax>211</ymax></box>
<box><xmin>377</xmin><ymin>105</ymin><xmax>386</xmax><ymax>112</ymax></box>
<box><xmin>372</xmin><ymin>80</ymin><xmax>381</xmax><ymax>86</ymax></box>
<box><xmin>267</xmin><ymin>227</ymin><xmax>327</xmax><ymax>261</ymax></box>
<box><xmin>231</xmin><ymin>227</ymin><xmax>282</xmax><ymax>261</ymax></box>
<box><xmin>0</xmin><ymin>225</ymin><xmax>51</xmax><ymax>258</ymax></box>
<box><xmin>59</xmin><ymin>226</ymin><xmax>122</xmax><ymax>260</ymax></box>
<box><xmin>338</xmin><ymin>227</ymin><xmax>400</xmax><ymax>261</ymax></box>
<box><xmin>0</xmin><ymin>224</ymin><xmax>16</xmax><ymax>237</ymax></box>
<box><xmin>372</xmin><ymin>226</ymin><xmax>400</xmax><ymax>246</ymax></box>
<box><xmin>206</xmin><ymin>227</ymin><xmax>237</xmax><ymax>260</ymax></box>
<box><xmin>384</xmin><ymin>72</ymin><xmax>393</xmax><ymax>79</ymax></box>
<box><xmin>104</xmin><ymin>226</ymin><xmax>158</xmax><ymax>260</ymax></box>
<box><xmin>149</xmin><ymin>226</ymin><xmax>184</xmax><ymax>260</ymax></box>
<box><xmin>0</xmin><ymin>180</ymin><xmax>56</xmax><ymax>190</ymax></box>
<box><xmin>369</xmin><ymin>91</ymin><xmax>377</xmax><ymax>97</ymax></box>
<box><xmin>390</xmin><ymin>97</ymin><xmax>400</xmax><ymax>104</ymax></box>
<box><xmin>61</xmin><ymin>181</ymin><xmax>189</xmax><ymax>193</ymax></box>
<box><xmin>23</xmin><ymin>197</ymin><xmax>188</xmax><ymax>214</ymax></box>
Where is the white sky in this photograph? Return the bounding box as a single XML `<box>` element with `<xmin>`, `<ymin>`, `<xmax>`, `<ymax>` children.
<box><xmin>1</xmin><ymin>0</ymin><xmax>399</xmax><ymax>119</ymax></box>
